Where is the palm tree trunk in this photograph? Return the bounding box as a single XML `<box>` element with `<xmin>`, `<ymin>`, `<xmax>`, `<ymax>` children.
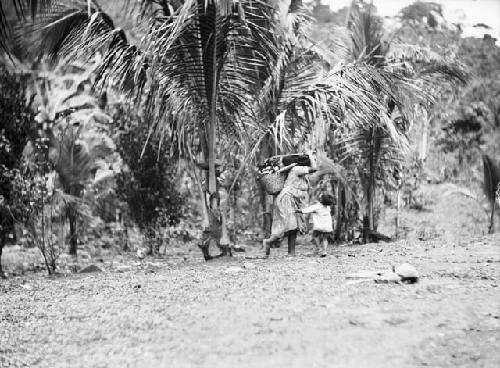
<box><xmin>335</xmin><ymin>182</ymin><xmax>344</xmax><ymax>241</ymax></box>
<box><xmin>0</xmin><ymin>231</ymin><xmax>5</xmax><ymax>277</ymax></box>
<box><xmin>365</xmin><ymin>127</ymin><xmax>376</xmax><ymax>242</ymax></box>
<box><xmin>418</xmin><ymin>108</ymin><xmax>429</xmax><ymax>162</ymax></box>
<box><xmin>220</xmin><ymin>200</ymin><xmax>231</xmax><ymax>247</ymax></box>
<box><xmin>488</xmin><ymin>203</ymin><xmax>495</xmax><ymax>234</ymax></box>
<box><xmin>203</xmin><ymin>0</ymin><xmax>227</xmax><ymax>258</ymax></box>
<box><xmin>395</xmin><ymin>187</ymin><xmax>401</xmax><ymax>238</ymax></box>
<box><xmin>68</xmin><ymin>209</ymin><xmax>78</xmax><ymax>255</ymax></box>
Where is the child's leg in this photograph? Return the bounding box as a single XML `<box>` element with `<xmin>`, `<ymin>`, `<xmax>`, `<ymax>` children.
<box><xmin>312</xmin><ymin>234</ymin><xmax>319</xmax><ymax>255</ymax></box>
<box><xmin>320</xmin><ymin>237</ymin><xmax>328</xmax><ymax>257</ymax></box>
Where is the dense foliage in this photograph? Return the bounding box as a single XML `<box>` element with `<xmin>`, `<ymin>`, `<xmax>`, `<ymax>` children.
<box><xmin>0</xmin><ymin>67</ymin><xmax>35</xmax><ymax>275</ymax></box>
<box><xmin>0</xmin><ymin>67</ymin><xmax>33</xmax><ymax>203</ymax></box>
<box><xmin>115</xmin><ymin>107</ymin><xmax>185</xmax><ymax>233</ymax></box>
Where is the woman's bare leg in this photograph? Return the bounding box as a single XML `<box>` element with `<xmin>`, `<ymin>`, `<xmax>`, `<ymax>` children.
<box><xmin>263</xmin><ymin>234</ymin><xmax>280</xmax><ymax>256</ymax></box>
<box><xmin>287</xmin><ymin>230</ymin><xmax>297</xmax><ymax>256</ymax></box>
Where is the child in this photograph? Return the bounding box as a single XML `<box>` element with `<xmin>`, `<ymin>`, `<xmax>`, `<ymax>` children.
<box><xmin>297</xmin><ymin>193</ymin><xmax>335</xmax><ymax>257</ymax></box>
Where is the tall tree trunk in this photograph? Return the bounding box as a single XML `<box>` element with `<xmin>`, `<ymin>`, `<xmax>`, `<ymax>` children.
<box><xmin>220</xmin><ymin>199</ymin><xmax>231</xmax><ymax>248</ymax></box>
<box><xmin>198</xmin><ymin>0</ymin><xmax>226</xmax><ymax>259</ymax></box>
<box><xmin>207</xmin><ymin>13</ymin><xmax>225</xmax><ymax>256</ymax></box>
<box><xmin>418</xmin><ymin>108</ymin><xmax>429</xmax><ymax>162</ymax></box>
<box><xmin>335</xmin><ymin>182</ymin><xmax>345</xmax><ymax>241</ymax></box>
<box><xmin>488</xmin><ymin>204</ymin><xmax>495</xmax><ymax>234</ymax></box>
<box><xmin>365</xmin><ymin>127</ymin><xmax>376</xmax><ymax>242</ymax></box>
<box><xmin>0</xmin><ymin>231</ymin><xmax>5</xmax><ymax>278</ymax></box>
<box><xmin>369</xmin><ymin>129</ymin><xmax>376</xmax><ymax>232</ymax></box>
<box><xmin>395</xmin><ymin>187</ymin><xmax>401</xmax><ymax>238</ymax></box>
<box><xmin>68</xmin><ymin>209</ymin><xmax>78</xmax><ymax>256</ymax></box>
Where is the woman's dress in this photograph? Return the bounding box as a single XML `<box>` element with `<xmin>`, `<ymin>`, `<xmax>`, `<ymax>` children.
<box><xmin>270</xmin><ymin>166</ymin><xmax>310</xmax><ymax>237</ymax></box>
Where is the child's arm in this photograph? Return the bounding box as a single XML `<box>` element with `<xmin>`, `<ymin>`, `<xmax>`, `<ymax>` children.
<box><xmin>298</xmin><ymin>203</ymin><xmax>322</xmax><ymax>214</ymax></box>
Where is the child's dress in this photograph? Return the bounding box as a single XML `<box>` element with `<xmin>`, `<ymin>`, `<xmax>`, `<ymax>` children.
<box><xmin>301</xmin><ymin>203</ymin><xmax>334</xmax><ymax>255</ymax></box>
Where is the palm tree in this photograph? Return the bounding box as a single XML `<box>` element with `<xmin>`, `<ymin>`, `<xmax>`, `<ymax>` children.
<box><xmin>252</xmin><ymin>1</ymin><xmax>400</xmax><ymax>238</ymax></box>
<box><xmin>332</xmin><ymin>0</ymin><xmax>468</xmax><ymax>241</ymax></box>
<box><xmin>0</xmin><ymin>0</ymin><xmax>61</xmax><ymax>52</ymax></box>
<box><xmin>25</xmin><ymin>61</ymin><xmax>116</xmax><ymax>255</ymax></box>
<box><xmin>48</xmin><ymin>120</ymin><xmax>114</xmax><ymax>254</ymax></box>
<box><xmin>194</xmin><ymin>1</ymin><xmax>390</xmax><ymax>244</ymax></box>
<box><xmin>17</xmin><ymin>0</ymin><xmax>281</xmax><ymax>259</ymax></box>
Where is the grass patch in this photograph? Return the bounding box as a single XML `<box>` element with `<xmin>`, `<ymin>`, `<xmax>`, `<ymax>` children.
<box><xmin>2</xmin><ymin>246</ymin><xmax>44</xmax><ymax>275</ymax></box>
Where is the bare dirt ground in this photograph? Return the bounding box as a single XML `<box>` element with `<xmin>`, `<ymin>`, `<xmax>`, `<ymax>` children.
<box><xmin>1</xmin><ymin>183</ymin><xmax>500</xmax><ymax>368</ymax></box>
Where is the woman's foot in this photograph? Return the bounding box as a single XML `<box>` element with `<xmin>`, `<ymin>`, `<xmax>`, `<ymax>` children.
<box><xmin>263</xmin><ymin>239</ymin><xmax>271</xmax><ymax>257</ymax></box>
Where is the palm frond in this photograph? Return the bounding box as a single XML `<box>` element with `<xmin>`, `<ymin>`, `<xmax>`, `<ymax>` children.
<box><xmin>346</xmin><ymin>1</ymin><xmax>387</xmax><ymax>65</ymax></box>
<box><xmin>1</xmin><ymin>0</ymin><xmax>62</xmax><ymax>52</ymax></box>
<box><xmin>263</xmin><ymin>58</ymin><xmax>413</xmax><ymax>151</ymax></box>
<box><xmin>17</xmin><ymin>0</ymin><xmax>279</xmax><ymax>160</ymax></box>
<box><xmin>387</xmin><ymin>43</ymin><xmax>469</xmax><ymax>85</ymax></box>
<box><xmin>51</xmin><ymin>187</ymin><xmax>92</xmax><ymax>221</ymax></box>
<box><xmin>335</xmin><ymin>124</ymin><xmax>406</xmax><ymax>192</ymax></box>
<box><xmin>136</xmin><ymin>0</ymin><xmax>278</xmax><ymax>154</ymax></box>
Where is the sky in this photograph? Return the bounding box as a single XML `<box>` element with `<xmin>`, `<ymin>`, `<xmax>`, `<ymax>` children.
<box><xmin>328</xmin><ymin>0</ymin><xmax>500</xmax><ymax>41</ymax></box>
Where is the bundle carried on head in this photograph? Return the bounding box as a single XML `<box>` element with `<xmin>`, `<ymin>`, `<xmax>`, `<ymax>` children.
<box><xmin>258</xmin><ymin>154</ymin><xmax>311</xmax><ymax>195</ymax></box>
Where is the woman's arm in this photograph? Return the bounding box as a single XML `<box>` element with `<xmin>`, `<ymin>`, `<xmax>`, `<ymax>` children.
<box><xmin>277</xmin><ymin>162</ymin><xmax>297</xmax><ymax>173</ymax></box>
<box><xmin>308</xmin><ymin>167</ymin><xmax>317</xmax><ymax>174</ymax></box>
<box><xmin>295</xmin><ymin>165</ymin><xmax>316</xmax><ymax>177</ymax></box>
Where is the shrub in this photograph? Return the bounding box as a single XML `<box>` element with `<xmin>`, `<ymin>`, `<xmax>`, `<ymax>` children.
<box><xmin>114</xmin><ymin>107</ymin><xmax>185</xmax><ymax>252</ymax></box>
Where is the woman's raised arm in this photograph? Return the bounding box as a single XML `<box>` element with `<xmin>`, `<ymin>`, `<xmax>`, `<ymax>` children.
<box><xmin>277</xmin><ymin>162</ymin><xmax>298</xmax><ymax>173</ymax></box>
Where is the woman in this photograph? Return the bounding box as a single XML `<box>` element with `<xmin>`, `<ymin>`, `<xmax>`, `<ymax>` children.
<box><xmin>263</xmin><ymin>153</ymin><xmax>317</xmax><ymax>256</ymax></box>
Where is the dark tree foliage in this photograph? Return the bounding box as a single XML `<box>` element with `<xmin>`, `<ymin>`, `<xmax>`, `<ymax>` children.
<box><xmin>0</xmin><ymin>68</ymin><xmax>33</xmax><ymax>198</ymax></box>
<box><xmin>114</xmin><ymin>107</ymin><xmax>184</xmax><ymax>233</ymax></box>
<box><xmin>0</xmin><ymin>67</ymin><xmax>35</xmax><ymax>276</ymax></box>
<box><xmin>437</xmin><ymin>102</ymin><xmax>490</xmax><ymax>168</ymax></box>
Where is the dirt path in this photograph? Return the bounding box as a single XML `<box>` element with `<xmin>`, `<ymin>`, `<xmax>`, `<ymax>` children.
<box><xmin>1</xmin><ymin>232</ymin><xmax>499</xmax><ymax>368</ymax></box>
